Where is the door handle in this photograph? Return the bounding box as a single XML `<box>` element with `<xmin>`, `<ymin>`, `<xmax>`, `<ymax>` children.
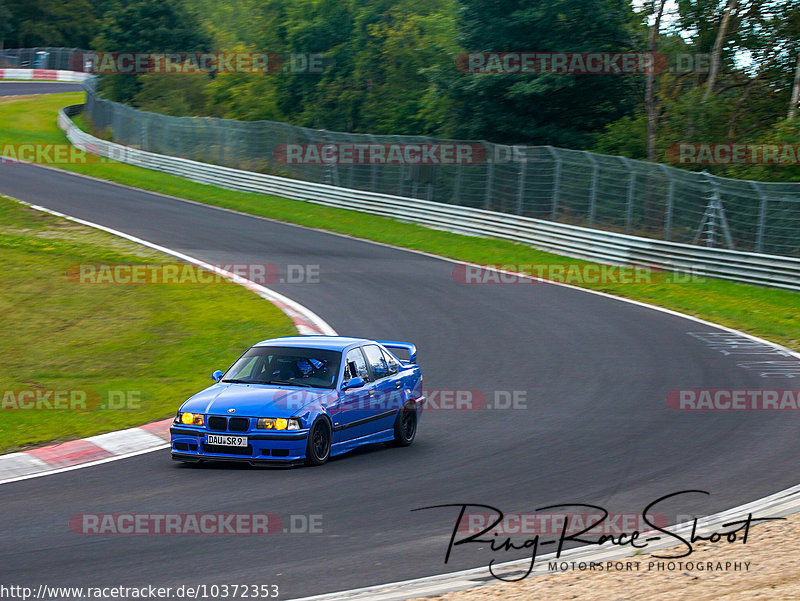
<box><xmin>368</xmin><ymin>389</ymin><xmax>375</xmax><ymax>396</ymax></box>
<box><xmin>395</xmin><ymin>381</ymin><xmax>402</xmax><ymax>389</ymax></box>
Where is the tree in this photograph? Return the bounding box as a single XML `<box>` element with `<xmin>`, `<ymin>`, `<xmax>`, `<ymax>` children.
<box><xmin>5</xmin><ymin>0</ymin><xmax>97</xmax><ymax>47</ymax></box>
<box><xmin>0</xmin><ymin>0</ymin><xmax>13</xmax><ymax>51</ymax></box>
<box><xmin>776</xmin><ymin>0</ymin><xmax>800</xmax><ymax>119</ymax></box>
<box><xmin>197</xmin><ymin>0</ymin><xmax>458</xmax><ymax>135</ymax></box>
<box><xmin>645</xmin><ymin>0</ymin><xmax>668</xmax><ymax>161</ymax></box>
<box><xmin>92</xmin><ymin>0</ymin><xmax>209</xmax><ymax>104</ymax></box>
<box><xmin>133</xmin><ymin>72</ymin><xmax>210</xmax><ymax>116</ymax></box>
<box><xmin>790</xmin><ymin>51</ymin><xmax>800</xmax><ymax>119</ymax></box>
<box><xmin>432</xmin><ymin>0</ymin><xmax>640</xmax><ymax>147</ymax></box>
<box><xmin>704</xmin><ymin>0</ymin><xmax>739</xmax><ymax>100</ymax></box>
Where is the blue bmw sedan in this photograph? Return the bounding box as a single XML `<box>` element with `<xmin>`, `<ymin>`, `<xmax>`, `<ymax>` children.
<box><xmin>170</xmin><ymin>336</ymin><xmax>424</xmax><ymax>466</ymax></box>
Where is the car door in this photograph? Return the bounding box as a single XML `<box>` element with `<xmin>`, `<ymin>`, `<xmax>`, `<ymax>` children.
<box><xmin>362</xmin><ymin>344</ymin><xmax>402</xmax><ymax>434</ymax></box>
<box><xmin>333</xmin><ymin>346</ymin><xmax>376</xmax><ymax>442</ymax></box>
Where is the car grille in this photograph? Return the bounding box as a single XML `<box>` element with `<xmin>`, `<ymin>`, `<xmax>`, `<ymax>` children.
<box><xmin>202</xmin><ymin>443</ymin><xmax>253</xmax><ymax>456</ymax></box>
<box><xmin>207</xmin><ymin>416</ymin><xmax>251</xmax><ymax>432</ymax></box>
<box><xmin>228</xmin><ymin>417</ymin><xmax>250</xmax><ymax>432</ymax></box>
<box><xmin>208</xmin><ymin>416</ymin><xmax>228</xmax><ymax>431</ymax></box>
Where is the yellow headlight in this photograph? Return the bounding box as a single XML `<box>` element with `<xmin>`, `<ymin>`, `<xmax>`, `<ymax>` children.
<box><xmin>274</xmin><ymin>418</ymin><xmax>288</xmax><ymax>430</ymax></box>
<box><xmin>180</xmin><ymin>412</ymin><xmax>204</xmax><ymax>425</ymax></box>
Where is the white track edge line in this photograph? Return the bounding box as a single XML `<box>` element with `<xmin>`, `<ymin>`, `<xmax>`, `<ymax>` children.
<box><xmin>0</xmin><ymin>444</ymin><xmax>170</xmax><ymax>486</ymax></box>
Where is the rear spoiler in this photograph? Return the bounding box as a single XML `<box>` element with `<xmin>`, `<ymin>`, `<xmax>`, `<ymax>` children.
<box><xmin>378</xmin><ymin>341</ymin><xmax>417</xmax><ymax>364</ymax></box>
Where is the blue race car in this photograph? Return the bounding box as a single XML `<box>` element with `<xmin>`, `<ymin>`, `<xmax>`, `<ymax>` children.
<box><xmin>170</xmin><ymin>336</ymin><xmax>424</xmax><ymax>466</ymax></box>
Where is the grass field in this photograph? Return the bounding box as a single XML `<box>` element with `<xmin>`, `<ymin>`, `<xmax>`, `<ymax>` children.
<box><xmin>0</xmin><ymin>195</ymin><xmax>294</xmax><ymax>453</ymax></box>
<box><xmin>1</xmin><ymin>92</ymin><xmax>798</xmax><ymax>359</ymax></box>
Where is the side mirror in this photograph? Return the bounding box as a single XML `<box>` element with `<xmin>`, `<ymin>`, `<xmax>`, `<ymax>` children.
<box><xmin>342</xmin><ymin>376</ymin><xmax>365</xmax><ymax>391</ymax></box>
<box><xmin>212</xmin><ymin>370</ymin><xmax>224</xmax><ymax>383</ymax></box>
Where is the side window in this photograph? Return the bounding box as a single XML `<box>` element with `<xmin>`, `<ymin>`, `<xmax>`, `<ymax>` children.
<box><xmin>363</xmin><ymin>345</ymin><xmax>389</xmax><ymax>381</ymax></box>
<box><xmin>344</xmin><ymin>348</ymin><xmax>370</xmax><ymax>383</ymax></box>
<box><xmin>381</xmin><ymin>349</ymin><xmax>400</xmax><ymax>375</ymax></box>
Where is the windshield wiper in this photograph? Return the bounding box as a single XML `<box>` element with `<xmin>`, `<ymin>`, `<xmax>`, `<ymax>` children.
<box><xmin>220</xmin><ymin>379</ymin><xmax>252</xmax><ymax>384</ymax></box>
<box><xmin>264</xmin><ymin>379</ymin><xmax>312</xmax><ymax>387</ymax></box>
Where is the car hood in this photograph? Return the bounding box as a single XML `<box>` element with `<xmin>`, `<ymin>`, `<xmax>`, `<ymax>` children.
<box><xmin>181</xmin><ymin>384</ymin><xmax>335</xmax><ymax>417</ymax></box>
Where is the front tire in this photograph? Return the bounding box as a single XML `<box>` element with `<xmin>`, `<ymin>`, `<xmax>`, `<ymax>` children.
<box><xmin>392</xmin><ymin>402</ymin><xmax>418</xmax><ymax>447</ymax></box>
<box><xmin>305</xmin><ymin>418</ymin><xmax>332</xmax><ymax>466</ymax></box>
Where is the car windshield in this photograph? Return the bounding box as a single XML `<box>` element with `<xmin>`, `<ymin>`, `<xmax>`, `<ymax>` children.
<box><xmin>221</xmin><ymin>346</ymin><xmax>341</xmax><ymax>389</ymax></box>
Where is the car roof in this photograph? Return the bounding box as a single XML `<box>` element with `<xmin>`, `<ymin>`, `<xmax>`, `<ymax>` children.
<box><xmin>252</xmin><ymin>336</ymin><xmax>371</xmax><ymax>351</ymax></box>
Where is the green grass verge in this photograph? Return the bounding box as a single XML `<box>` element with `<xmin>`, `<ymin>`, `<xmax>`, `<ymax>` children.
<box><xmin>2</xmin><ymin>92</ymin><xmax>799</xmax><ymax>355</ymax></box>
<box><xmin>0</xmin><ymin>195</ymin><xmax>294</xmax><ymax>453</ymax></box>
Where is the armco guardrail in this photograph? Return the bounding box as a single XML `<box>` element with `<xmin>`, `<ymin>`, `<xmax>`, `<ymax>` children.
<box><xmin>58</xmin><ymin>104</ymin><xmax>800</xmax><ymax>291</ymax></box>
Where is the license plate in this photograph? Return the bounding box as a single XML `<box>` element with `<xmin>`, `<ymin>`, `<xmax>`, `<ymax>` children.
<box><xmin>206</xmin><ymin>434</ymin><xmax>248</xmax><ymax>447</ymax></box>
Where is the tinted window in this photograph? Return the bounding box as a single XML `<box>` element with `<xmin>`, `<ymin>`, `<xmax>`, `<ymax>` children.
<box><xmin>344</xmin><ymin>348</ymin><xmax>371</xmax><ymax>383</ymax></box>
<box><xmin>363</xmin><ymin>345</ymin><xmax>389</xmax><ymax>380</ymax></box>
<box><xmin>382</xmin><ymin>349</ymin><xmax>400</xmax><ymax>375</ymax></box>
<box><xmin>222</xmin><ymin>346</ymin><xmax>341</xmax><ymax>389</ymax></box>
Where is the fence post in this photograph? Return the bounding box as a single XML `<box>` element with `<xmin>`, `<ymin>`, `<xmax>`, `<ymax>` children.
<box><xmin>319</xmin><ymin>128</ymin><xmax>338</xmax><ymax>186</ymax></box>
<box><xmin>398</xmin><ymin>164</ymin><xmax>406</xmax><ymax>197</ymax></box>
<box><xmin>659</xmin><ymin>164</ymin><xmax>675</xmax><ymax>241</ymax></box>
<box><xmin>620</xmin><ymin>157</ymin><xmax>636</xmax><ymax>234</ymax></box>
<box><xmin>545</xmin><ymin>146</ymin><xmax>561</xmax><ymax>220</ymax></box>
<box><xmin>694</xmin><ymin>171</ymin><xmax>733</xmax><ymax>249</ymax></box>
<box><xmin>347</xmin><ymin>133</ymin><xmax>356</xmax><ymax>189</ymax></box>
<box><xmin>367</xmin><ymin>134</ymin><xmax>378</xmax><ymax>192</ymax></box>
<box><xmin>700</xmin><ymin>171</ymin><xmax>717</xmax><ymax>247</ymax></box>
<box><xmin>140</xmin><ymin>121</ymin><xmax>147</xmax><ymax>151</ymax></box>
<box><xmin>583</xmin><ymin>151</ymin><xmax>599</xmax><ymax>226</ymax></box>
<box><xmin>516</xmin><ymin>154</ymin><xmax>528</xmax><ymax>215</ymax></box>
<box><xmin>174</xmin><ymin>118</ymin><xmax>183</xmax><ymax>158</ymax></box>
<box><xmin>484</xmin><ymin>144</ymin><xmax>494</xmax><ymax>210</ymax></box>
<box><xmin>453</xmin><ymin>163</ymin><xmax>463</xmax><ymax>205</ymax></box>
<box><xmin>751</xmin><ymin>181</ymin><xmax>768</xmax><ymax>253</ymax></box>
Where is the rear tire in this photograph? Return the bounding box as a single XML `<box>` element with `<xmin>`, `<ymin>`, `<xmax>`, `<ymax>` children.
<box><xmin>391</xmin><ymin>402</ymin><xmax>418</xmax><ymax>447</ymax></box>
<box><xmin>305</xmin><ymin>418</ymin><xmax>332</xmax><ymax>466</ymax></box>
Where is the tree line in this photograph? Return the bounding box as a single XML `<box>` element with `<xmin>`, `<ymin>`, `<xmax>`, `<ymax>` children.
<box><xmin>2</xmin><ymin>0</ymin><xmax>799</xmax><ymax>181</ymax></box>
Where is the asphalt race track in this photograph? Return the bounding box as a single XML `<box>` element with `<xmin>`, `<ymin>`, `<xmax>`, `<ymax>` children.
<box><xmin>0</xmin><ymin>82</ymin><xmax>84</xmax><ymax>96</ymax></box>
<box><xmin>1</xmin><ymin>85</ymin><xmax>799</xmax><ymax>598</ymax></box>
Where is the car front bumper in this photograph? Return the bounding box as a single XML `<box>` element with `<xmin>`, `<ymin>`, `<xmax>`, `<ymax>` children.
<box><xmin>169</xmin><ymin>426</ymin><xmax>309</xmax><ymax>466</ymax></box>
